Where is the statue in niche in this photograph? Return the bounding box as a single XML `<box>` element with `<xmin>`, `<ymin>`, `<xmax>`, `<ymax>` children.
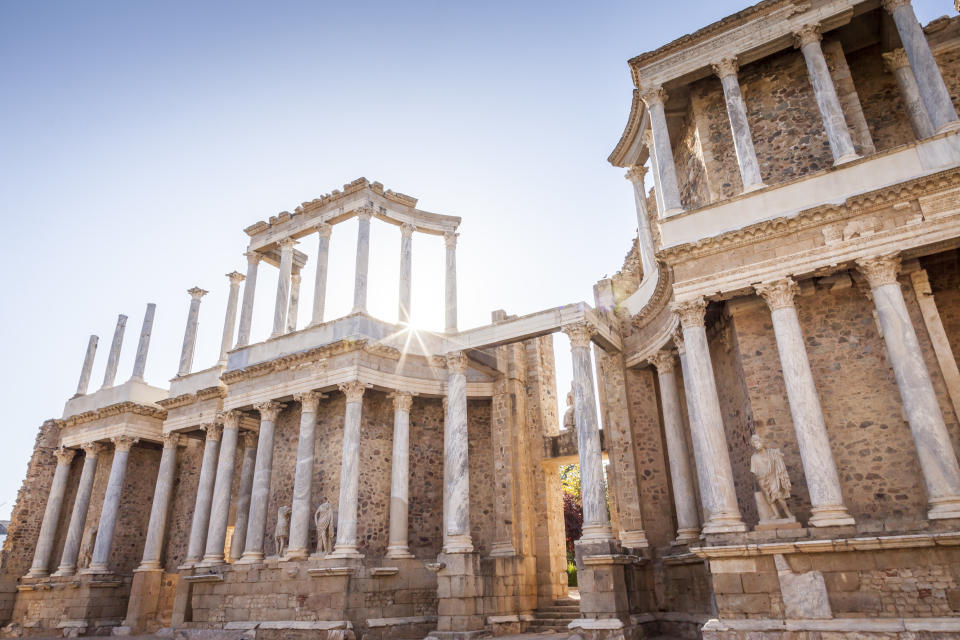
<box><xmin>563</xmin><ymin>384</ymin><xmax>576</xmax><ymax>430</ymax></box>
<box><xmin>275</xmin><ymin>506</ymin><xmax>291</xmax><ymax>557</ymax></box>
<box><xmin>314</xmin><ymin>499</ymin><xmax>334</xmax><ymax>555</ymax></box>
<box><xmin>77</xmin><ymin>524</ymin><xmax>97</xmax><ymax>569</ymax></box>
<box><xmin>750</xmin><ymin>434</ymin><xmax>794</xmax><ymax>523</ymax></box>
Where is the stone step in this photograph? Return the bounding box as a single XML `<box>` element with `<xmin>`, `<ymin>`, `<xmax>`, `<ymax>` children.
<box><xmin>535</xmin><ymin>607</ymin><xmax>580</xmax><ymax>614</ymax></box>
<box><xmin>534</xmin><ymin>612</ymin><xmax>578</xmax><ymax>619</ymax></box>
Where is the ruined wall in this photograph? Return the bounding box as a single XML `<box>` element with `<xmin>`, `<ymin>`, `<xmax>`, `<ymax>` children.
<box><xmin>163</xmin><ymin>437</ymin><xmax>204</xmax><ymax>572</ymax></box>
<box><xmin>409</xmin><ymin>397</ymin><xmax>444</xmax><ymax>558</ymax></box>
<box><xmin>466</xmin><ymin>399</ymin><xmax>495</xmax><ymax>556</ymax></box>
<box><xmin>689</xmin><ymin>75</ymin><xmax>742</xmax><ymax>200</ymax></box>
<box><xmin>672</xmin><ymin>105</ymin><xmax>710</xmax><ymax>210</ymax></box>
<box><xmin>849</xmin><ymin>43</ymin><xmax>914</xmax><ymax>152</ymax></box>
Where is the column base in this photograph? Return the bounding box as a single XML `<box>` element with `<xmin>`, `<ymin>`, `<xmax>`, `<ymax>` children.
<box><xmin>928</xmin><ymin>496</ymin><xmax>960</xmax><ymax>520</ymax></box>
<box><xmin>619</xmin><ymin>530</ymin><xmax>649</xmax><ymax>549</ymax></box>
<box><xmin>442</xmin><ymin>534</ymin><xmax>474</xmax><ymax>554</ymax></box>
<box><xmin>327</xmin><ymin>545</ymin><xmax>363</xmax><ymax>560</ymax></box>
<box><xmin>672</xmin><ymin>529</ymin><xmax>700</xmax><ymax>546</ymax></box>
<box><xmin>808</xmin><ymin>506</ymin><xmax>856</xmax><ymax>527</ymax></box>
<box><xmin>79</xmin><ymin>564</ymin><xmax>111</xmax><ymax>575</ymax></box>
<box><xmin>701</xmin><ymin>514</ymin><xmax>747</xmax><ymax>534</ymax></box>
<box><xmin>488</xmin><ymin>543</ymin><xmax>516</xmax><ymax>558</ymax></box>
<box><xmin>234</xmin><ymin>552</ymin><xmax>264</xmax><ymax>565</ymax></box>
<box><xmin>52</xmin><ymin>566</ymin><xmax>77</xmax><ymax>578</ymax></box>
<box><xmin>198</xmin><ymin>554</ymin><xmax>225</xmax><ymax>567</ymax></box>
<box><xmin>133</xmin><ymin>562</ymin><xmax>162</xmax><ymax>573</ymax></box>
<box><xmin>580</xmin><ymin>523</ymin><xmax>616</xmax><ymax>542</ymax></box>
<box><xmin>24</xmin><ymin>568</ymin><xmax>49</xmax><ymax>579</ymax></box>
<box><xmin>385</xmin><ymin>546</ymin><xmax>415</xmax><ymax>559</ymax></box>
<box><xmin>935</xmin><ymin>120</ymin><xmax>960</xmax><ymax>134</ymax></box>
<box><xmin>283</xmin><ymin>548</ymin><xmax>309</xmax><ymax>561</ymax></box>
<box><xmin>834</xmin><ymin>152</ymin><xmax>861</xmax><ymax>166</ymax></box>
<box><xmin>663</xmin><ymin>207</ymin><xmax>685</xmax><ymax>217</ymax></box>
<box><xmin>741</xmin><ymin>181</ymin><xmax>766</xmax><ymax>194</ymax></box>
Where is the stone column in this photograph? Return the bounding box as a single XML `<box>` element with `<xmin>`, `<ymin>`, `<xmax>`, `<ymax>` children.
<box><xmin>443</xmin><ymin>353</ymin><xmax>473</xmax><ymax>553</ymax></box>
<box><xmin>230</xmin><ymin>432</ymin><xmax>258</xmax><ymax>561</ymax></box>
<box><xmin>674</xmin><ymin>331</ymin><xmax>708</xmax><ymax>523</ymax></box>
<box><xmin>203</xmin><ymin>412</ymin><xmax>242</xmax><ymax>565</ymax></box>
<box><xmin>236</xmin><ymin>251</ymin><xmax>261</xmax><ymax>347</ymax></box>
<box><xmin>137</xmin><ymin>434</ymin><xmax>179</xmax><ymax>570</ymax></box>
<box><xmin>218</xmin><ymin>272</ymin><xmax>245</xmax><ymax>365</ymax></box>
<box><xmin>673</xmin><ymin>299</ymin><xmax>746</xmax><ymax>533</ymax></box>
<box><xmin>87</xmin><ymin>436</ymin><xmax>137</xmax><ymax>573</ymax></box>
<box><xmin>271</xmin><ymin>238</ymin><xmax>297</xmax><ymax>337</ymax></box>
<box><xmin>444</xmin><ymin>232</ymin><xmax>459</xmax><ymax>333</ymax></box>
<box><xmin>755</xmin><ymin>279</ymin><xmax>855</xmax><ymax>527</ymax></box>
<box><xmin>26</xmin><ymin>447</ymin><xmax>75</xmax><ymax>578</ymax></box>
<box><xmin>352</xmin><ymin>210</ymin><xmax>372</xmax><ymax>314</ymax></box>
<box><xmin>643</xmin><ymin>130</ymin><xmax>666</xmax><ymax>216</ymax></box>
<box><xmin>311</xmin><ymin>223</ymin><xmax>332</xmax><ymax>326</ymax></box>
<box><xmin>130</xmin><ymin>303</ymin><xmax>156</xmax><ymax>382</ymax></box>
<box><xmin>712</xmin><ymin>58</ymin><xmax>765</xmax><ymax>191</ymax></box>
<box><xmin>795</xmin><ymin>25</ymin><xmax>859</xmax><ymax>165</ymax></box>
<box><xmin>398</xmin><ymin>223</ymin><xmax>415</xmax><ymax>324</ymax></box>
<box><xmin>648</xmin><ymin>351</ymin><xmax>700</xmax><ymax>544</ymax></box>
<box><xmin>75</xmin><ymin>335</ymin><xmax>99</xmax><ymax>396</ymax></box>
<box><xmin>883</xmin><ymin>48</ymin><xmax>936</xmax><ymax>139</ymax></box>
<box><xmin>55</xmin><ymin>443</ymin><xmax>102</xmax><ymax>576</ymax></box>
<box><xmin>624</xmin><ymin>165</ymin><xmax>657</xmax><ymax>278</ymax></box>
<box><xmin>239</xmin><ymin>401</ymin><xmax>285</xmax><ymax>562</ymax></box>
<box><xmin>387</xmin><ymin>391</ymin><xmax>415</xmax><ymax>558</ymax></box>
<box><xmin>287</xmin><ymin>271</ymin><xmax>301</xmax><ymax>334</ymax></box>
<box><xmin>857</xmin><ymin>254</ymin><xmax>960</xmax><ymax>519</ymax></box>
<box><xmin>883</xmin><ymin>0</ymin><xmax>960</xmax><ymax>133</ymax></box>
<box><xmin>641</xmin><ymin>88</ymin><xmax>684</xmax><ymax>215</ymax></box>
<box><xmin>331</xmin><ymin>382</ymin><xmax>366</xmax><ymax>559</ymax></box>
<box><xmin>101</xmin><ymin>314</ymin><xmax>127</xmax><ymax>389</ymax></box>
<box><xmin>287</xmin><ymin>391</ymin><xmax>325</xmax><ymax>558</ymax></box>
<box><xmin>185</xmin><ymin>423</ymin><xmax>221</xmax><ymax>565</ymax></box>
<box><xmin>178</xmin><ymin>287</ymin><xmax>208</xmax><ymax>376</ymax></box>
<box><xmin>562</xmin><ymin>322</ymin><xmax>614</xmax><ymax>541</ymax></box>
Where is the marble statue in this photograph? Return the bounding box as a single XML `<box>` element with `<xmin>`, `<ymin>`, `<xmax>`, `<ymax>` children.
<box><xmin>314</xmin><ymin>499</ymin><xmax>334</xmax><ymax>555</ymax></box>
<box><xmin>77</xmin><ymin>524</ymin><xmax>97</xmax><ymax>569</ymax></box>
<box><xmin>750</xmin><ymin>434</ymin><xmax>793</xmax><ymax>521</ymax></box>
<box><xmin>275</xmin><ymin>506</ymin><xmax>291</xmax><ymax>557</ymax></box>
<box><xmin>562</xmin><ymin>385</ymin><xmax>575</xmax><ymax>430</ymax></box>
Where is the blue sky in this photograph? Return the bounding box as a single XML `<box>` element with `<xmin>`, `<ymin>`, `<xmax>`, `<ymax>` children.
<box><xmin>0</xmin><ymin>1</ymin><xmax>951</xmax><ymax>520</ymax></box>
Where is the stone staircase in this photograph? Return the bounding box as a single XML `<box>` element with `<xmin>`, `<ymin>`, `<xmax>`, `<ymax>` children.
<box><xmin>526</xmin><ymin>599</ymin><xmax>581</xmax><ymax>633</ymax></box>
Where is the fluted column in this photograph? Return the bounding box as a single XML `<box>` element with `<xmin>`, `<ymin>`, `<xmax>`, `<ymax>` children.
<box><xmin>287</xmin><ymin>391</ymin><xmax>325</xmax><ymax>558</ymax></box>
<box><xmin>218</xmin><ymin>272</ymin><xmax>245</xmax><ymax>365</ymax></box>
<box><xmin>352</xmin><ymin>210</ymin><xmax>372</xmax><ymax>314</ymax></box>
<box><xmin>26</xmin><ymin>448</ymin><xmax>75</xmax><ymax>578</ymax></box>
<box><xmin>648</xmin><ymin>351</ymin><xmax>700</xmax><ymax>544</ymax></box>
<box><xmin>884</xmin><ymin>48</ymin><xmax>936</xmax><ymax>139</ymax></box>
<box><xmin>624</xmin><ymin>166</ymin><xmax>657</xmax><ymax>278</ymax></box>
<box><xmin>287</xmin><ymin>271</ymin><xmax>301</xmax><ymax>333</ymax></box>
<box><xmin>443</xmin><ymin>353</ymin><xmax>473</xmax><ymax>552</ymax></box>
<box><xmin>330</xmin><ymin>382</ymin><xmax>366</xmax><ymax>559</ymax></box>
<box><xmin>87</xmin><ymin>436</ymin><xmax>137</xmax><ymax>573</ymax></box>
<box><xmin>178</xmin><ymin>287</ymin><xmax>208</xmax><ymax>376</ymax></box>
<box><xmin>673</xmin><ymin>299</ymin><xmax>746</xmax><ymax>533</ymax></box>
<box><xmin>101</xmin><ymin>314</ymin><xmax>127</xmax><ymax>389</ymax></box>
<box><xmin>75</xmin><ymin>335</ymin><xmax>99</xmax><ymax>396</ymax></box>
<box><xmin>239</xmin><ymin>401</ymin><xmax>285</xmax><ymax>563</ymax></box>
<box><xmin>562</xmin><ymin>323</ymin><xmax>614</xmax><ymax>541</ymax></box>
<box><xmin>230</xmin><ymin>432</ymin><xmax>258</xmax><ymax>561</ymax></box>
<box><xmin>271</xmin><ymin>238</ymin><xmax>297</xmax><ymax>337</ymax></box>
<box><xmin>137</xmin><ymin>434</ymin><xmax>179</xmax><ymax>570</ymax></box>
<box><xmin>203</xmin><ymin>411</ymin><xmax>242</xmax><ymax>565</ymax></box>
<box><xmin>755</xmin><ymin>278</ymin><xmax>855</xmax><ymax>527</ymax></box>
<box><xmin>311</xmin><ymin>223</ymin><xmax>332</xmax><ymax>326</ymax></box>
<box><xmin>387</xmin><ymin>391</ymin><xmax>414</xmax><ymax>558</ymax></box>
<box><xmin>235</xmin><ymin>251</ymin><xmax>261</xmax><ymax>347</ymax></box>
<box><xmin>130</xmin><ymin>303</ymin><xmax>156</xmax><ymax>382</ymax></box>
<box><xmin>55</xmin><ymin>443</ymin><xmax>102</xmax><ymax>576</ymax></box>
<box><xmin>857</xmin><ymin>254</ymin><xmax>960</xmax><ymax>519</ymax></box>
<box><xmin>398</xmin><ymin>224</ymin><xmax>415</xmax><ymax>324</ymax></box>
<box><xmin>712</xmin><ymin>58</ymin><xmax>765</xmax><ymax>191</ymax></box>
<box><xmin>641</xmin><ymin>88</ymin><xmax>684</xmax><ymax>215</ymax></box>
<box><xmin>795</xmin><ymin>25</ymin><xmax>859</xmax><ymax>165</ymax></box>
<box><xmin>184</xmin><ymin>423</ymin><xmax>221</xmax><ymax>565</ymax></box>
<box><xmin>883</xmin><ymin>0</ymin><xmax>960</xmax><ymax>133</ymax></box>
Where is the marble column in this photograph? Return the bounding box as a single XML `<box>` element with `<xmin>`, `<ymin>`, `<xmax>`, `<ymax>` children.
<box><xmin>562</xmin><ymin>322</ymin><xmax>614</xmax><ymax>541</ymax></box>
<box><xmin>641</xmin><ymin>88</ymin><xmax>684</xmax><ymax>215</ymax></box>
<box><xmin>26</xmin><ymin>447</ymin><xmax>75</xmax><ymax>578</ymax></box>
<box><xmin>443</xmin><ymin>353</ymin><xmax>473</xmax><ymax>552</ymax></box>
<box><xmin>673</xmin><ymin>299</ymin><xmax>746</xmax><ymax>533</ymax></box>
<box><xmin>55</xmin><ymin>443</ymin><xmax>102</xmax><ymax>576</ymax></box>
<box><xmin>387</xmin><ymin>391</ymin><xmax>414</xmax><ymax>558</ymax></box>
<box><xmin>130</xmin><ymin>303</ymin><xmax>156</xmax><ymax>382</ymax></box>
<box><xmin>271</xmin><ymin>238</ymin><xmax>297</xmax><ymax>338</ymax></box>
<box><xmin>643</xmin><ymin>130</ymin><xmax>666</xmax><ymax>217</ymax></box>
<box><xmin>648</xmin><ymin>351</ymin><xmax>700</xmax><ymax>544</ymax></box>
<box><xmin>712</xmin><ymin>58</ymin><xmax>765</xmax><ymax>191</ymax></box>
<box><xmin>884</xmin><ymin>48</ymin><xmax>936</xmax><ymax>139</ymax></box>
<box><xmin>236</xmin><ymin>251</ymin><xmax>261</xmax><ymax>347</ymax></box>
<box><xmin>287</xmin><ymin>391</ymin><xmax>324</xmax><ymax>559</ymax></box>
<box><xmin>674</xmin><ymin>331</ymin><xmax>709</xmax><ymax>524</ymax></box>
<box><xmin>287</xmin><ymin>271</ymin><xmax>301</xmax><ymax>334</ymax></box>
<box><xmin>624</xmin><ymin>165</ymin><xmax>657</xmax><ymax>278</ymax></box>
<box><xmin>331</xmin><ymin>382</ymin><xmax>366</xmax><ymax>559</ymax></box>
<box><xmin>75</xmin><ymin>335</ymin><xmax>99</xmax><ymax>396</ymax></box>
<box><xmin>203</xmin><ymin>412</ymin><xmax>242</xmax><ymax>565</ymax></box>
<box><xmin>755</xmin><ymin>278</ymin><xmax>855</xmax><ymax>527</ymax></box>
<box><xmin>239</xmin><ymin>401</ymin><xmax>285</xmax><ymax>562</ymax></box>
<box><xmin>230</xmin><ymin>432</ymin><xmax>258</xmax><ymax>561</ymax></box>
<box><xmin>311</xmin><ymin>223</ymin><xmax>332</xmax><ymax>326</ymax></box>
<box><xmin>101</xmin><ymin>314</ymin><xmax>127</xmax><ymax>389</ymax></box>
<box><xmin>218</xmin><ymin>272</ymin><xmax>245</xmax><ymax>365</ymax></box>
<box><xmin>795</xmin><ymin>25</ymin><xmax>859</xmax><ymax>165</ymax></box>
<box><xmin>178</xmin><ymin>287</ymin><xmax>208</xmax><ymax>376</ymax></box>
<box><xmin>87</xmin><ymin>436</ymin><xmax>138</xmax><ymax>573</ymax></box>
<box><xmin>185</xmin><ymin>423</ymin><xmax>221</xmax><ymax>565</ymax></box>
<box><xmin>352</xmin><ymin>210</ymin><xmax>372</xmax><ymax>314</ymax></box>
<box><xmin>398</xmin><ymin>224</ymin><xmax>415</xmax><ymax>324</ymax></box>
<box><xmin>444</xmin><ymin>232</ymin><xmax>458</xmax><ymax>333</ymax></box>
<box><xmin>883</xmin><ymin>0</ymin><xmax>960</xmax><ymax>133</ymax></box>
<box><xmin>137</xmin><ymin>434</ymin><xmax>179</xmax><ymax>571</ymax></box>
<box><xmin>857</xmin><ymin>254</ymin><xmax>960</xmax><ymax>519</ymax></box>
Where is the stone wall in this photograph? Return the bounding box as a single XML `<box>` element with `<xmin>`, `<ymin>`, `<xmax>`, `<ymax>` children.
<box><xmin>163</xmin><ymin>437</ymin><xmax>204</xmax><ymax>572</ymax></box>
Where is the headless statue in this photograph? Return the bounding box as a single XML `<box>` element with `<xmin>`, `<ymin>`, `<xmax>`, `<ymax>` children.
<box><xmin>314</xmin><ymin>500</ymin><xmax>334</xmax><ymax>555</ymax></box>
<box><xmin>750</xmin><ymin>434</ymin><xmax>793</xmax><ymax>520</ymax></box>
<box><xmin>563</xmin><ymin>385</ymin><xmax>576</xmax><ymax>430</ymax></box>
<box><xmin>275</xmin><ymin>506</ymin><xmax>291</xmax><ymax>557</ymax></box>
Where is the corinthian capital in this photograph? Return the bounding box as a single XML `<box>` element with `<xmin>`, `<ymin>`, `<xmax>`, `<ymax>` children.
<box><xmin>254</xmin><ymin>401</ymin><xmax>286</xmax><ymax>422</ymax></box>
<box><xmin>111</xmin><ymin>435</ymin><xmax>138</xmax><ymax>452</ymax></box>
<box><xmin>672</xmin><ymin>328</ymin><xmax>686</xmax><ymax>355</ymax></box>
<box><xmin>294</xmin><ymin>390</ymin><xmax>326</xmax><ymax>414</ymax></box>
<box><xmin>200</xmin><ymin>423</ymin><xmax>222</xmax><ymax>442</ymax></box>
<box><xmin>54</xmin><ymin>447</ymin><xmax>76</xmax><ymax>465</ymax></box>
<box><xmin>220</xmin><ymin>409</ymin><xmax>244</xmax><ymax>430</ymax></box>
<box><xmin>648</xmin><ymin>350</ymin><xmax>675</xmax><ymax>374</ymax></box>
<box><xmin>754</xmin><ymin>278</ymin><xmax>799</xmax><ymax>311</ymax></box>
<box><xmin>81</xmin><ymin>442</ymin><xmax>104</xmax><ymax>458</ymax></box>
<box><xmin>245</xmin><ymin>250</ymin><xmax>262</xmax><ymax>265</ymax></box>
<box><xmin>339</xmin><ymin>381</ymin><xmax>367</xmax><ymax>403</ymax></box>
<box><xmin>226</xmin><ymin>271</ymin><xmax>246</xmax><ymax>286</ymax></box>
<box><xmin>161</xmin><ymin>433</ymin><xmax>180</xmax><ymax>449</ymax></box>
<box><xmin>562</xmin><ymin>321</ymin><xmax>597</xmax><ymax>348</ymax></box>
<box><xmin>672</xmin><ymin>298</ymin><xmax>707</xmax><ymax>328</ymax></box>
<box><xmin>401</xmin><ymin>223</ymin><xmax>417</xmax><ymax>239</ymax></box>
<box><xmin>642</xmin><ymin>129</ymin><xmax>654</xmax><ymax>149</ymax></box>
<box><xmin>882</xmin><ymin>48</ymin><xmax>910</xmax><ymax>72</ymax></box>
<box><xmin>712</xmin><ymin>57</ymin><xmax>739</xmax><ymax>79</ymax></box>
<box><xmin>277</xmin><ymin>237</ymin><xmax>298</xmax><ymax>251</ymax></box>
<box><xmin>794</xmin><ymin>24</ymin><xmax>822</xmax><ymax>48</ymax></box>
<box><xmin>640</xmin><ymin>87</ymin><xmax>667</xmax><ymax>108</ymax></box>
<box><xmin>444</xmin><ymin>231</ymin><xmax>459</xmax><ymax>249</ymax></box>
<box><xmin>625</xmin><ymin>165</ymin><xmax>648</xmax><ymax>184</ymax></box>
<box><xmin>355</xmin><ymin>208</ymin><xmax>373</xmax><ymax>222</ymax></box>
<box><xmin>188</xmin><ymin>286</ymin><xmax>209</xmax><ymax>300</ymax></box>
<box><xmin>445</xmin><ymin>351</ymin><xmax>468</xmax><ymax>374</ymax></box>
<box><xmin>856</xmin><ymin>253</ymin><xmax>901</xmax><ymax>289</ymax></box>
<box><xmin>390</xmin><ymin>391</ymin><xmax>414</xmax><ymax>412</ymax></box>
<box><xmin>881</xmin><ymin>0</ymin><xmax>910</xmax><ymax>13</ymax></box>
<box><xmin>315</xmin><ymin>222</ymin><xmax>333</xmax><ymax>238</ymax></box>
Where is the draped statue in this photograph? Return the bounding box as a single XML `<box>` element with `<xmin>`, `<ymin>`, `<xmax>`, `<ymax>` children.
<box><xmin>275</xmin><ymin>506</ymin><xmax>291</xmax><ymax>557</ymax></box>
<box><xmin>314</xmin><ymin>499</ymin><xmax>334</xmax><ymax>556</ymax></box>
<box><xmin>750</xmin><ymin>433</ymin><xmax>793</xmax><ymax>521</ymax></box>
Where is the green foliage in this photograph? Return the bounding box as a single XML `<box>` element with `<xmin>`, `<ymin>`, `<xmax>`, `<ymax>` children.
<box><xmin>559</xmin><ymin>463</ymin><xmax>581</xmax><ymax>497</ymax></box>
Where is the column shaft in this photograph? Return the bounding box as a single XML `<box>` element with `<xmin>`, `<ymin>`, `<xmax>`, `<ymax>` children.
<box><xmin>625</xmin><ymin>166</ymin><xmax>657</xmax><ymax>277</ymax></box>
<box><xmin>178</xmin><ymin>288</ymin><xmax>208</xmax><ymax>376</ymax></box>
<box><xmin>332</xmin><ymin>382</ymin><xmax>365</xmax><ymax>558</ymax></box>
<box><xmin>399</xmin><ymin>224</ymin><xmax>414</xmax><ymax>324</ymax></box>
<box><xmin>203</xmin><ymin>415</ymin><xmax>241</xmax><ymax>564</ymax></box>
<box><xmin>131</xmin><ymin>303</ymin><xmax>156</xmax><ymax>381</ymax></box>
<box><xmin>288</xmin><ymin>393</ymin><xmax>323</xmax><ymax>558</ymax></box>
<box><xmin>884</xmin><ymin>48</ymin><xmax>936</xmax><ymax>139</ymax></box>
<box><xmin>643</xmin><ymin>131</ymin><xmax>666</xmax><ymax>217</ymax></box>
<box><xmin>641</xmin><ymin>89</ymin><xmax>684</xmax><ymax>214</ymax></box>
<box><xmin>286</xmin><ymin>271</ymin><xmax>301</xmax><ymax>333</ymax></box>
<box><xmin>101</xmin><ymin>314</ymin><xmax>127</xmax><ymax>389</ymax></box>
<box><xmin>352</xmin><ymin>212</ymin><xmax>372</xmax><ymax>314</ymax></box>
<box><xmin>443</xmin><ymin>353</ymin><xmax>473</xmax><ymax>551</ymax></box>
<box><xmin>311</xmin><ymin>224</ymin><xmax>332</xmax><ymax>326</ymax></box>
<box><xmin>444</xmin><ymin>233</ymin><xmax>458</xmax><ymax>333</ymax></box>
<box><xmin>219</xmin><ymin>272</ymin><xmax>245</xmax><ymax>365</ymax></box>
<box><xmin>138</xmin><ymin>435</ymin><xmax>179</xmax><ymax>570</ymax></box>
<box><xmin>55</xmin><ymin>444</ymin><xmax>101</xmax><ymax>576</ymax></box>
<box><xmin>239</xmin><ymin>402</ymin><xmax>284</xmax><ymax>562</ymax></box>
<box><xmin>88</xmin><ymin>437</ymin><xmax>137</xmax><ymax>572</ymax></box>
<box><xmin>185</xmin><ymin>426</ymin><xmax>220</xmax><ymax>564</ymax></box>
<box><xmin>713</xmin><ymin>59</ymin><xmax>764</xmax><ymax>190</ymax></box>
<box><xmin>76</xmin><ymin>335</ymin><xmax>99</xmax><ymax>396</ymax></box>
<box><xmin>27</xmin><ymin>449</ymin><xmax>75</xmax><ymax>577</ymax></box>
<box><xmin>236</xmin><ymin>252</ymin><xmax>260</xmax><ymax>347</ymax></box>
<box><xmin>387</xmin><ymin>392</ymin><xmax>414</xmax><ymax>558</ymax></box>
<box><xmin>271</xmin><ymin>239</ymin><xmax>296</xmax><ymax>337</ymax></box>
<box><xmin>230</xmin><ymin>433</ymin><xmax>258</xmax><ymax>561</ymax></box>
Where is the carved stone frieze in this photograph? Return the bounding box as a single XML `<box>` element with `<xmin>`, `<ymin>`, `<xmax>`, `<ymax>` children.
<box><xmin>63</xmin><ymin>401</ymin><xmax>167</xmax><ymax>428</ymax></box>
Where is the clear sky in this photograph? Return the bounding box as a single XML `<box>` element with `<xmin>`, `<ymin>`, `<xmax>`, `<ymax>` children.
<box><xmin>0</xmin><ymin>1</ymin><xmax>951</xmax><ymax>520</ymax></box>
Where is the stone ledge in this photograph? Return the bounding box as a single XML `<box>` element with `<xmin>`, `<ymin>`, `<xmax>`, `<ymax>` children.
<box><xmin>569</xmin><ymin>619</ymin><xmax>626</xmax><ymax>630</ymax></box>
<box><xmin>307</xmin><ymin>567</ymin><xmax>356</xmax><ymax>577</ymax></box>
<box><xmin>366</xmin><ymin>616</ymin><xmax>437</xmax><ymax>628</ymax></box>
<box><xmin>369</xmin><ymin>567</ymin><xmax>399</xmax><ymax>577</ymax></box>
<box><xmin>183</xmin><ymin>574</ymin><xmax>224</xmax><ymax>584</ymax></box>
<box><xmin>703</xmin><ymin>617</ymin><xmax>960</xmax><ymax>632</ymax></box>
<box><xmin>582</xmin><ymin>554</ymin><xmax>638</xmax><ymax>566</ymax></box>
<box><xmin>224</xmin><ymin>621</ymin><xmax>352</xmax><ymax>631</ymax></box>
<box><xmin>692</xmin><ymin>531</ymin><xmax>960</xmax><ymax>558</ymax></box>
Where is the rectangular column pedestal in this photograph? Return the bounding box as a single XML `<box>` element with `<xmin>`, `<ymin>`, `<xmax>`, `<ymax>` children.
<box><xmin>121</xmin><ymin>568</ymin><xmax>176</xmax><ymax>634</ymax></box>
<box><xmin>427</xmin><ymin>551</ymin><xmax>486</xmax><ymax>640</ymax></box>
<box><xmin>571</xmin><ymin>539</ymin><xmax>641</xmax><ymax>640</ymax></box>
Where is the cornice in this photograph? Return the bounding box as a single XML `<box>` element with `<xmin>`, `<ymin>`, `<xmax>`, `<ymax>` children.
<box><xmin>63</xmin><ymin>401</ymin><xmax>167</xmax><ymax>428</ymax></box>
<box><xmin>608</xmin><ymin>89</ymin><xmax>643</xmax><ymax>167</ymax></box>
<box><xmin>157</xmin><ymin>385</ymin><xmax>225</xmax><ymax>410</ymax></box>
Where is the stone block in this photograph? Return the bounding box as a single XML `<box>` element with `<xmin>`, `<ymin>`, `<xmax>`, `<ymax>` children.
<box><xmin>823</xmin><ymin>571</ymin><xmax>860</xmax><ymax>592</ymax></box>
<box><xmin>715</xmin><ymin>593</ymin><xmax>772</xmax><ymax>615</ymax></box>
<box><xmin>741</xmin><ymin>572</ymin><xmax>779</xmax><ymax>594</ymax></box>
<box><xmin>828</xmin><ymin>590</ymin><xmax>882</xmax><ymax>613</ymax></box>
<box><xmin>712</xmin><ymin>573</ymin><xmax>743</xmax><ymax>594</ymax></box>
